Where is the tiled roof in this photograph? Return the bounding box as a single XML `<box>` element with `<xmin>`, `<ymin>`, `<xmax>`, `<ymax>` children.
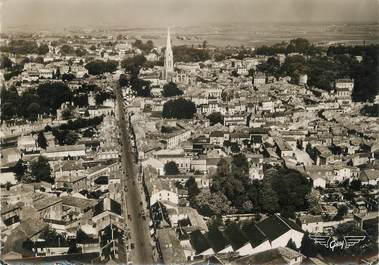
<box><xmin>33</xmin><ymin>196</ymin><xmax>62</xmax><ymax>211</ymax></box>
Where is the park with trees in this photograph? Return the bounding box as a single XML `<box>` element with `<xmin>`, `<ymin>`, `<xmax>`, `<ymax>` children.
<box><xmin>14</xmin><ymin>156</ymin><xmax>53</xmax><ymax>184</ymax></box>
<box><xmin>1</xmin><ymin>82</ymin><xmax>72</xmax><ymax>122</ymax></box>
<box><xmin>254</xmin><ymin>39</ymin><xmax>378</xmax><ymax>102</ymax></box>
<box><xmin>162</xmin><ymin>98</ymin><xmax>197</xmax><ymax>119</ymax></box>
<box><xmin>187</xmin><ymin>154</ymin><xmax>312</xmax><ymax>218</ymax></box>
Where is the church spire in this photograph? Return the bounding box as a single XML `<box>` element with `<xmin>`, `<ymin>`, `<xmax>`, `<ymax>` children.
<box><xmin>166</xmin><ymin>28</ymin><xmax>172</xmax><ymax>50</ymax></box>
<box><xmin>164</xmin><ymin>27</ymin><xmax>174</xmax><ymax>80</ymax></box>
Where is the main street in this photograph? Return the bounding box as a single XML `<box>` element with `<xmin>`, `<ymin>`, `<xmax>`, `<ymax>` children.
<box><xmin>115</xmin><ymin>84</ymin><xmax>154</xmax><ymax>265</ymax></box>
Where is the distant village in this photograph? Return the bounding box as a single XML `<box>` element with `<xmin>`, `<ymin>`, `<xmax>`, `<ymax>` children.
<box><xmin>0</xmin><ymin>29</ymin><xmax>378</xmax><ymax>265</ymax></box>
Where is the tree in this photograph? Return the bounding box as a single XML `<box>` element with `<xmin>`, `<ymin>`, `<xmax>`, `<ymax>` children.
<box><xmin>350</xmin><ymin>179</ymin><xmax>361</xmax><ymax>191</ymax></box>
<box><xmin>306</xmin><ymin>189</ymin><xmax>322</xmax><ymax>215</ymax></box>
<box><xmin>0</xmin><ymin>40</ymin><xmax>38</xmax><ymax>54</ymax></box>
<box><xmin>334</xmin><ymin>205</ymin><xmax>348</xmax><ymax>221</ymax></box>
<box><xmin>162</xmin><ymin>82</ymin><xmax>183</xmax><ymax>97</ymax></box>
<box><xmin>38</xmin><ymin>44</ymin><xmax>49</xmax><ymax>55</ymax></box>
<box><xmin>185</xmin><ymin>176</ymin><xmax>200</xmax><ymax>199</ymax></box>
<box><xmin>121</xmin><ymin>55</ymin><xmax>146</xmax><ymax>73</ymax></box>
<box><xmin>192</xmin><ymin>190</ymin><xmax>237</xmax><ymax>217</ymax></box>
<box><xmin>162</xmin><ymin>98</ymin><xmax>197</xmax><ymax>119</ymax></box>
<box><xmin>146</xmin><ymin>40</ymin><xmax>154</xmax><ymax>51</ymax></box>
<box><xmin>105</xmin><ymin>60</ymin><xmax>118</xmax><ymax>73</ymax></box>
<box><xmin>55</xmin><ymin>67</ymin><xmax>61</xmax><ymax>79</ymax></box>
<box><xmin>13</xmin><ymin>159</ymin><xmax>27</xmax><ymax>182</ymax></box>
<box><xmin>37</xmin><ymin>132</ymin><xmax>48</xmax><ymax>149</ymax></box>
<box><xmin>1</xmin><ymin>102</ymin><xmax>15</xmax><ymax>121</ymax></box>
<box><xmin>62</xmin><ymin>73</ymin><xmax>75</xmax><ymax>82</ymax></box>
<box><xmin>260</xmin><ymin>176</ymin><xmax>279</xmax><ymax>214</ymax></box>
<box><xmin>36</xmin><ymin>82</ymin><xmax>72</xmax><ymax>114</ymax></box>
<box><xmin>128</xmin><ymin>76</ymin><xmax>151</xmax><ymax>97</ymax></box>
<box><xmin>0</xmin><ymin>56</ymin><xmax>12</xmax><ymax>69</ymax></box>
<box><xmin>132</xmin><ymin>39</ymin><xmax>154</xmax><ymax>53</ymax></box>
<box><xmin>61</xmin><ymin>108</ymin><xmax>74</xmax><ymax>120</ymax></box>
<box><xmin>75</xmin><ymin>47</ymin><xmax>87</xmax><ymax>57</ymax></box>
<box><xmin>30</xmin><ymin>156</ymin><xmax>53</xmax><ymax>183</ymax></box>
<box><xmin>26</xmin><ymin>102</ymin><xmax>40</xmax><ymax>121</ymax></box>
<box><xmin>268</xmin><ymin>168</ymin><xmax>311</xmax><ymax>217</ymax></box>
<box><xmin>60</xmin><ymin>44</ymin><xmax>75</xmax><ymax>55</ymax></box>
<box><xmin>172</xmin><ymin>46</ymin><xmax>210</xmax><ymax>63</ymax></box>
<box><xmin>40</xmin><ymin>226</ymin><xmax>65</xmax><ymax>244</ymax></box>
<box><xmin>85</xmin><ymin>60</ymin><xmax>106</xmax><ymax>75</ymax></box>
<box><xmin>119</xmin><ymin>74</ymin><xmax>129</xmax><ymax>87</ymax></box>
<box><xmin>164</xmin><ymin>161</ymin><xmax>179</xmax><ymax>175</ymax></box>
<box><xmin>231</xmin><ymin>153</ymin><xmax>249</xmax><ymax>177</ymax></box>
<box><xmin>64</xmin><ymin>131</ymin><xmax>79</xmax><ymax>145</ymax></box>
<box><xmin>207</xmin><ymin>112</ymin><xmax>224</xmax><ymax>126</ymax></box>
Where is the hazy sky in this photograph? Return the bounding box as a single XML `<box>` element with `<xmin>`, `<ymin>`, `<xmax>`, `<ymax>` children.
<box><xmin>1</xmin><ymin>0</ymin><xmax>378</xmax><ymax>30</ymax></box>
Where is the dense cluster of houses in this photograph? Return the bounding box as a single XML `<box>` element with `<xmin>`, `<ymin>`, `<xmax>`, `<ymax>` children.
<box><xmin>1</xmin><ymin>31</ymin><xmax>378</xmax><ymax>265</ymax></box>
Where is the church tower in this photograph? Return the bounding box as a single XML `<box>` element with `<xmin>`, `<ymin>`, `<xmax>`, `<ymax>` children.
<box><xmin>164</xmin><ymin>28</ymin><xmax>174</xmax><ymax>80</ymax></box>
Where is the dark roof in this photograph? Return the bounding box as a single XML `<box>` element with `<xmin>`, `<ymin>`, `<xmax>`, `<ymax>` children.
<box><xmin>241</xmin><ymin>222</ymin><xmax>267</xmax><ymax>247</ymax></box>
<box><xmin>3</xmin><ymin>215</ymin><xmax>20</xmax><ymax>226</ymax></box>
<box><xmin>223</xmin><ymin>222</ymin><xmax>249</xmax><ymax>250</ymax></box>
<box><xmin>190</xmin><ymin>230</ymin><xmax>211</xmax><ymax>255</ymax></box>
<box><xmin>151</xmin><ymin>201</ymin><xmax>171</xmax><ymax>228</ymax></box>
<box><xmin>205</xmin><ymin>228</ymin><xmax>230</xmax><ymax>252</ymax></box>
<box><xmin>256</xmin><ymin>214</ymin><xmax>302</xmax><ymax>242</ymax></box>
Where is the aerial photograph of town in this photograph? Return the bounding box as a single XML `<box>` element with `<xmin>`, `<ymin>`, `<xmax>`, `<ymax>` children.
<box><xmin>0</xmin><ymin>0</ymin><xmax>378</xmax><ymax>264</ymax></box>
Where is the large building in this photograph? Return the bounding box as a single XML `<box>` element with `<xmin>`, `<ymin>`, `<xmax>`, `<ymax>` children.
<box><xmin>163</xmin><ymin>28</ymin><xmax>174</xmax><ymax>81</ymax></box>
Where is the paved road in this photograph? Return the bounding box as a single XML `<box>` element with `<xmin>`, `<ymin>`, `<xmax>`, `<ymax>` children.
<box><xmin>115</xmin><ymin>85</ymin><xmax>154</xmax><ymax>265</ymax></box>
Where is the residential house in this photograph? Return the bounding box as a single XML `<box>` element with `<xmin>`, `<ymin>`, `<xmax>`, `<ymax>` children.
<box><xmin>157</xmin><ymin>228</ymin><xmax>187</xmax><ymax>264</ymax></box>
<box><xmin>33</xmin><ymin>195</ymin><xmax>63</xmax><ymax>221</ymax></box>
<box><xmin>149</xmin><ymin>178</ymin><xmax>179</xmax><ymax>208</ymax></box>
<box><xmin>55</xmin><ymin>175</ymin><xmax>87</xmax><ymax>192</ymax></box>
<box><xmin>43</xmin><ymin>145</ymin><xmax>86</xmax><ymax>160</ymax></box>
<box><xmin>209</xmin><ymin>131</ymin><xmax>229</xmax><ymax>146</ymax></box>
<box><xmin>254</xmin><ymin>73</ymin><xmax>266</xmax><ymax>87</ymax></box>
<box><xmin>153</xmin><ymin>149</ymin><xmax>191</xmax><ymax>171</ymax></box>
<box><xmin>224</xmin><ymin>114</ymin><xmax>246</xmax><ymax>127</ymax></box>
<box><xmin>248</xmin><ymin>154</ymin><xmax>264</xmax><ymax>180</ymax></box>
<box><xmin>359</xmin><ymin>169</ymin><xmax>379</xmax><ymax>186</ymax></box>
<box><xmin>142</xmin><ymin>158</ymin><xmax>165</xmax><ymax>175</ymax></box>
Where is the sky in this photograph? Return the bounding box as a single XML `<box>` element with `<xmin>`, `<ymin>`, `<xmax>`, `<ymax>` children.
<box><xmin>1</xmin><ymin>0</ymin><xmax>378</xmax><ymax>30</ymax></box>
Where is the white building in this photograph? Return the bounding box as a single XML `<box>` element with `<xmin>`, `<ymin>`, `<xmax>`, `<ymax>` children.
<box><xmin>43</xmin><ymin>145</ymin><xmax>86</xmax><ymax>159</ymax></box>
